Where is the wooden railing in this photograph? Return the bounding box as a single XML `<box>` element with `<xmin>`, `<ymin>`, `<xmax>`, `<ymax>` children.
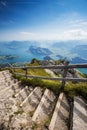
<box><xmin>8</xmin><ymin>63</ymin><xmax>87</xmax><ymax>90</ymax></box>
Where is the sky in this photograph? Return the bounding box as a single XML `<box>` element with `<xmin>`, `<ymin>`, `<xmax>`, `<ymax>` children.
<box><xmin>0</xmin><ymin>0</ymin><xmax>87</xmax><ymax>41</ymax></box>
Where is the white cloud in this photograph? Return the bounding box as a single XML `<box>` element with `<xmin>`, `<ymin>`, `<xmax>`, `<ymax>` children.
<box><xmin>35</xmin><ymin>29</ymin><xmax>87</xmax><ymax>41</ymax></box>
<box><xmin>68</xmin><ymin>18</ymin><xmax>87</xmax><ymax>28</ymax></box>
<box><xmin>69</xmin><ymin>19</ymin><xmax>83</xmax><ymax>24</ymax></box>
<box><xmin>20</xmin><ymin>31</ymin><xmax>34</xmax><ymax>35</ymax></box>
<box><xmin>63</xmin><ymin>29</ymin><xmax>87</xmax><ymax>40</ymax></box>
<box><xmin>22</xmin><ymin>29</ymin><xmax>87</xmax><ymax>41</ymax></box>
<box><xmin>80</xmin><ymin>21</ymin><xmax>87</xmax><ymax>26</ymax></box>
<box><xmin>1</xmin><ymin>28</ymin><xmax>87</xmax><ymax>41</ymax></box>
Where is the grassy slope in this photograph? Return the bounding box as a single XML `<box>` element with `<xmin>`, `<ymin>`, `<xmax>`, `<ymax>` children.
<box><xmin>14</xmin><ymin>62</ymin><xmax>51</xmax><ymax>77</ymax></box>
<box><xmin>12</xmin><ymin>61</ymin><xmax>87</xmax><ymax>100</ymax></box>
<box><xmin>65</xmin><ymin>82</ymin><xmax>87</xmax><ymax>100</ymax></box>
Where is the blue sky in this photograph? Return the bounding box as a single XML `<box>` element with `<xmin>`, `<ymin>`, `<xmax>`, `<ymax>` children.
<box><xmin>0</xmin><ymin>0</ymin><xmax>87</xmax><ymax>41</ymax></box>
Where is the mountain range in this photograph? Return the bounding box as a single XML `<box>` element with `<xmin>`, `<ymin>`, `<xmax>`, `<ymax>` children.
<box><xmin>71</xmin><ymin>45</ymin><xmax>87</xmax><ymax>59</ymax></box>
<box><xmin>28</xmin><ymin>46</ymin><xmax>53</xmax><ymax>56</ymax></box>
<box><xmin>0</xmin><ymin>40</ymin><xmax>87</xmax><ymax>65</ymax></box>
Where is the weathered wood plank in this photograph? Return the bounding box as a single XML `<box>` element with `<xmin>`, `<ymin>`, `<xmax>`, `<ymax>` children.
<box><xmin>14</xmin><ymin>73</ymin><xmax>87</xmax><ymax>82</ymax></box>
<box><xmin>8</xmin><ymin>64</ymin><xmax>87</xmax><ymax>69</ymax></box>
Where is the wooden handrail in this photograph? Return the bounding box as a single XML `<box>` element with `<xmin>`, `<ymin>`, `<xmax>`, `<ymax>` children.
<box><xmin>11</xmin><ymin>64</ymin><xmax>87</xmax><ymax>69</ymax></box>
<box><xmin>7</xmin><ymin>63</ymin><xmax>87</xmax><ymax>90</ymax></box>
<box><xmin>14</xmin><ymin>72</ymin><xmax>87</xmax><ymax>82</ymax></box>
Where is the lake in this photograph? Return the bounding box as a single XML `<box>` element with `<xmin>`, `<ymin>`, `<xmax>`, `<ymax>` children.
<box><xmin>0</xmin><ymin>43</ymin><xmax>87</xmax><ymax>75</ymax></box>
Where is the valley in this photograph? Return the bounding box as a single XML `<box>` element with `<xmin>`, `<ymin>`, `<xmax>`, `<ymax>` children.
<box><xmin>0</xmin><ymin>40</ymin><xmax>87</xmax><ymax>74</ymax></box>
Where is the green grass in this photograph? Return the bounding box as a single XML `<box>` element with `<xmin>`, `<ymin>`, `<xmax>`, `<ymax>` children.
<box><xmin>64</xmin><ymin>82</ymin><xmax>87</xmax><ymax>100</ymax></box>
<box><xmin>2</xmin><ymin>60</ymin><xmax>87</xmax><ymax>100</ymax></box>
<box><xmin>14</xmin><ymin>62</ymin><xmax>51</xmax><ymax>77</ymax></box>
<box><xmin>13</xmin><ymin>69</ymin><xmax>87</xmax><ymax>100</ymax></box>
<box><xmin>31</xmin><ymin>123</ymin><xmax>38</xmax><ymax>129</ymax></box>
<box><xmin>29</xmin><ymin>68</ymin><xmax>51</xmax><ymax>77</ymax></box>
<box><xmin>13</xmin><ymin>75</ymin><xmax>61</xmax><ymax>95</ymax></box>
<box><xmin>14</xmin><ymin>109</ymin><xmax>24</xmax><ymax>115</ymax></box>
<box><xmin>28</xmin><ymin>111</ymin><xmax>34</xmax><ymax>117</ymax></box>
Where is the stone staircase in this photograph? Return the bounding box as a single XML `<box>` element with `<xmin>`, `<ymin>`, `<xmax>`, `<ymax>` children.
<box><xmin>0</xmin><ymin>70</ymin><xmax>87</xmax><ymax>130</ymax></box>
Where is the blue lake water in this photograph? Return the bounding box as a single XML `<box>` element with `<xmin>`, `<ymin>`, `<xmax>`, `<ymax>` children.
<box><xmin>78</xmin><ymin>68</ymin><xmax>87</xmax><ymax>75</ymax></box>
<box><xmin>0</xmin><ymin>43</ymin><xmax>87</xmax><ymax>75</ymax></box>
<box><xmin>0</xmin><ymin>45</ymin><xmax>44</xmax><ymax>64</ymax></box>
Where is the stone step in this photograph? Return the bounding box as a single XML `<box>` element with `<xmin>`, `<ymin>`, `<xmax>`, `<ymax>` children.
<box><xmin>0</xmin><ymin>75</ymin><xmax>14</xmax><ymax>82</ymax></box>
<box><xmin>0</xmin><ymin>80</ymin><xmax>20</xmax><ymax>91</ymax></box>
<box><xmin>15</xmin><ymin>86</ymin><xmax>33</xmax><ymax>103</ymax></box>
<box><xmin>0</xmin><ymin>85</ymin><xmax>13</xmax><ymax>96</ymax></box>
<box><xmin>0</xmin><ymin>77</ymin><xmax>17</xmax><ymax>84</ymax></box>
<box><xmin>20</xmin><ymin>87</ymin><xmax>43</xmax><ymax>113</ymax></box>
<box><xmin>49</xmin><ymin>93</ymin><xmax>70</xmax><ymax>130</ymax></box>
<box><xmin>0</xmin><ymin>82</ymin><xmax>9</xmax><ymax>91</ymax></box>
<box><xmin>0</xmin><ymin>81</ymin><xmax>22</xmax><ymax>96</ymax></box>
<box><xmin>0</xmin><ymin>74</ymin><xmax>12</xmax><ymax>79</ymax></box>
<box><xmin>0</xmin><ymin>87</ymin><xmax>18</xmax><ymax>100</ymax></box>
<box><xmin>0</xmin><ymin>73</ymin><xmax>12</xmax><ymax>79</ymax></box>
<box><xmin>0</xmin><ymin>77</ymin><xmax>15</xmax><ymax>85</ymax></box>
<box><xmin>0</xmin><ymin>71</ymin><xmax>12</xmax><ymax>75</ymax></box>
<box><xmin>0</xmin><ymin>70</ymin><xmax>10</xmax><ymax>74</ymax></box>
<box><xmin>32</xmin><ymin>88</ymin><xmax>56</xmax><ymax>124</ymax></box>
<box><xmin>1</xmin><ymin>74</ymin><xmax>12</xmax><ymax>78</ymax></box>
<box><xmin>11</xmin><ymin>81</ymin><xmax>22</xmax><ymax>93</ymax></box>
<box><xmin>73</xmin><ymin>96</ymin><xmax>87</xmax><ymax>130</ymax></box>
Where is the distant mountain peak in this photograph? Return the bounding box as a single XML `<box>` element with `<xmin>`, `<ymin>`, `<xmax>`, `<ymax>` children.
<box><xmin>29</xmin><ymin>46</ymin><xmax>53</xmax><ymax>56</ymax></box>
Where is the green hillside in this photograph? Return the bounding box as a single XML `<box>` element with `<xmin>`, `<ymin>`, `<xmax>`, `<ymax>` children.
<box><xmin>12</xmin><ymin>59</ymin><xmax>87</xmax><ymax>100</ymax></box>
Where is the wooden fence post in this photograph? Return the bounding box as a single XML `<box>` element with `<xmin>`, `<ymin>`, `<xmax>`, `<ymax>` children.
<box><xmin>61</xmin><ymin>62</ymin><xmax>69</xmax><ymax>90</ymax></box>
<box><xmin>13</xmin><ymin>67</ymin><xmax>15</xmax><ymax>73</ymax></box>
<box><xmin>25</xmin><ymin>68</ymin><xmax>28</xmax><ymax>79</ymax></box>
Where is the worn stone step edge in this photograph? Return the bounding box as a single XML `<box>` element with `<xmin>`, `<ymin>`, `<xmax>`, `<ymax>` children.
<box><xmin>15</xmin><ymin>86</ymin><xmax>34</xmax><ymax>106</ymax></box>
<box><xmin>0</xmin><ymin>73</ymin><xmax>12</xmax><ymax>77</ymax></box>
<box><xmin>0</xmin><ymin>83</ymin><xmax>10</xmax><ymax>90</ymax></box>
<box><xmin>0</xmin><ymin>80</ymin><xmax>21</xmax><ymax>89</ymax></box>
<box><xmin>0</xmin><ymin>76</ymin><xmax>13</xmax><ymax>82</ymax></box>
<box><xmin>0</xmin><ymin>79</ymin><xmax>18</xmax><ymax>86</ymax></box>
<box><xmin>0</xmin><ymin>81</ymin><xmax>21</xmax><ymax>95</ymax></box>
<box><xmin>15</xmin><ymin>86</ymin><xmax>33</xmax><ymax>97</ymax></box>
<box><xmin>0</xmin><ymin>73</ymin><xmax>12</xmax><ymax>78</ymax></box>
<box><xmin>72</xmin><ymin>96</ymin><xmax>87</xmax><ymax>130</ymax></box>
<box><xmin>15</xmin><ymin>86</ymin><xmax>29</xmax><ymax>97</ymax></box>
<box><xmin>0</xmin><ymin>70</ymin><xmax>10</xmax><ymax>74</ymax></box>
<box><xmin>49</xmin><ymin>92</ymin><xmax>64</xmax><ymax>130</ymax></box>
<box><xmin>20</xmin><ymin>87</ymin><xmax>42</xmax><ymax>108</ymax></box>
<box><xmin>0</xmin><ymin>71</ymin><xmax>12</xmax><ymax>75</ymax></box>
<box><xmin>32</xmin><ymin>88</ymin><xmax>56</xmax><ymax>124</ymax></box>
<box><xmin>0</xmin><ymin>77</ymin><xmax>17</xmax><ymax>85</ymax></box>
